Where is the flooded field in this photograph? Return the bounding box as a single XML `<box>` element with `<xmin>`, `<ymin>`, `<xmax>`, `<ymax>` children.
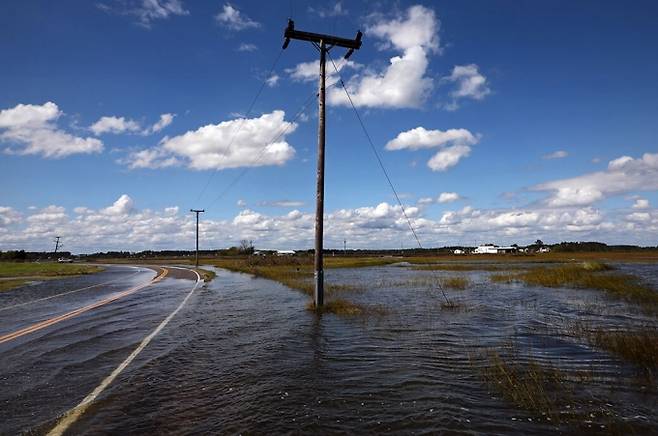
<box><xmin>54</xmin><ymin>261</ymin><xmax>657</xmax><ymax>434</ymax></box>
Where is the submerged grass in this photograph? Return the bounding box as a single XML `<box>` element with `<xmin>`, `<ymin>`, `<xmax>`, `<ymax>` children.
<box><xmin>492</xmin><ymin>261</ymin><xmax>658</xmax><ymax>310</ymax></box>
<box><xmin>439</xmin><ymin>276</ymin><xmax>470</xmax><ymax>290</ymax></box>
<box><xmin>413</xmin><ymin>264</ymin><xmax>526</xmax><ymax>272</ymax></box>
<box><xmin>210</xmin><ymin>257</ymin><xmax>370</xmax><ymax>317</ymax></box>
<box><xmin>195</xmin><ymin>268</ymin><xmax>216</xmax><ymax>282</ymax></box>
<box><xmin>481</xmin><ymin>348</ymin><xmax>571</xmax><ymax>421</ymax></box>
<box><xmin>477</xmin><ymin>340</ymin><xmax>654</xmax><ymax>431</ymax></box>
<box><xmin>306</xmin><ymin>298</ymin><xmax>389</xmax><ymax>317</ymax></box>
<box><xmin>570</xmin><ymin>322</ymin><xmax>658</xmax><ymax>380</ymax></box>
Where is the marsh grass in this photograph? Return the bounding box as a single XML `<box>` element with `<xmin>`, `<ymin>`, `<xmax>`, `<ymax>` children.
<box><xmin>0</xmin><ymin>279</ymin><xmax>30</xmax><ymax>292</ymax></box>
<box><xmin>492</xmin><ymin>262</ymin><xmax>658</xmax><ymax>309</ymax></box>
<box><xmin>489</xmin><ymin>273</ymin><xmax>516</xmax><ymax>283</ymax></box>
<box><xmin>306</xmin><ymin>298</ymin><xmax>389</xmax><ymax>317</ymax></box>
<box><xmin>570</xmin><ymin>322</ymin><xmax>658</xmax><ymax>380</ymax></box>
<box><xmin>481</xmin><ymin>348</ymin><xmax>572</xmax><ymax>421</ymax></box>
<box><xmin>439</xmin><ymin>276</ymin><xmax>470</xmax><ymax>290</ymax></box>
<box><xmin>414</xmin><ymin>264</ymin><xmax>526</xmax><ymax>272</ymax></box>
<box><xmin>0</xmin><ymin>262</ymin><xmax>103</xmax><ymax>278</ymax></box>
<box><xmin>0</xmin><ymin>262</ymin><xmax>104</xmax><ymax>292</ymax></box>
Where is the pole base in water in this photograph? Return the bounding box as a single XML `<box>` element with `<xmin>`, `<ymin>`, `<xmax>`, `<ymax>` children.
<box><xmin>314</xmin><ymin>270</ymin><xmax>324</xmax><ymax>307</ymax></box>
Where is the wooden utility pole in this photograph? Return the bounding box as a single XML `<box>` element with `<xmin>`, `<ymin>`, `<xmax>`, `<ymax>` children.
<box><xmin>283</xmin><ymin>19</ymin><xmax>362</xmax><ymax>308</ymax></box>
<box><xmin>53</xmin><ymin>236</ymin><xmax>61</xmax><ymax>255</ymax></box>
<box><xmin>190</xmin><ymin>209</ymin><xmax>204</xmax><ymax>268</ymax></box>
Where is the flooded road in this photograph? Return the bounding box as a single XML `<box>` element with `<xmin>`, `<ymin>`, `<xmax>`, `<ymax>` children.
<box><xmin>1</xmin><ymin>263</ymin><xmax>656</xmax><ymax>434</ymax></box>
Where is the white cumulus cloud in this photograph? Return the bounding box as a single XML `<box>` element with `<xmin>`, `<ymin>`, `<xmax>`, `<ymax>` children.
<box><xmin>2</xmin><ymin>195</ymin><xmax>657</xmax><ymax>252</ymax></box>
<box><xmin>237</xmin><ymin>43</ymin><xmax>258</xmax><ymax>52</ymax></box>
<box><xmin>91</xmin><ymin>113</ymin><xmax>175</xmax><ymax>136</ymax></box>
<box><xmin>125</xmin><ymin>110</ymin><xmax>297</xmax><ymax>170</ymax></box>
<box><xmin>98</xmin><ymin>0</ymin><xmax>189</xmax><ymax>28</ymax></box>
<box><xmin>442</xmin><ymin>64</ymin><xmax>490</xmax><ymax>110</ymax></box>
<box><xmin>438</xmin><ymin>192</ymin><xmax>460</xmax><ymax>203</ymax></box>
<box><xmin>543</xmin><ymin>150</ymin><xmax>569</xmax><ymax>160</ymax></box>
<box><xmin>0</xmin><ymin>102</ymin><xmax>103</xmax><ymax>158</ymax></box>
<box><xmin>215</xmin><ymin>3</ymin><xmax>260</xmax><ymax>31</ymax></box>
<box><xmin>326</xmin><ymin>5</ymin><xmax>439</xmax><ymax>109</ymax></box>
<box><xmin>534</xmin><ymin>152</ymin><xmax>658</xmax><ymax>207</ymax></box>
<box><xmin>386</xmin><ymin>126</ymin><xmax>479</xmax><ymax>171</ymax></box>
<box><xmin>90</xmin><ymin>116</ymin><xmax>141</xmax><ymax>135</ymax></box>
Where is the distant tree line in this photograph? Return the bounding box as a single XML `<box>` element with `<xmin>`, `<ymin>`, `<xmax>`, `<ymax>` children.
<box><xmin>0</xmin><ymin>250</ymin><xmax>72</xmax><ymax>261</ymax></box>
<box><xmin>2</xmin><ymin>241</ymin><xmax>656</xmax><ymax>261</ymax></box>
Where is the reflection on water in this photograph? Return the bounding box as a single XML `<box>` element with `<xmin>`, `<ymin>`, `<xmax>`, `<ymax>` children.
<box><xmin>63</xmin><ymin>263</ymin><xmax>657</xmax><ymax>434</ymax></box>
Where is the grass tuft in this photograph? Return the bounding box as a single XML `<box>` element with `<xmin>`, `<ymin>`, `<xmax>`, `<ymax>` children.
<box><xmin>481</xmin><ymin>349</ymin><xmax>570</xmax><ymax>420</ymax></box>
<box><xmin>439</xmin><ymin>276</ymin><xmax>470</xmax><ymax>290</ymax></box>
<box><xmin>195</xmin><ymin>268</ymin><xmax>216</xmax><ymax>282</ymax></box>
<box><xmin>306</xmin><ymin>298</ymin><xmax>389</xmax><ymax>317</ymax></box>
<box><xmin>570</xmin><ymin>322</ymin><xmax>658</xmax><ymax>380</ymax></box>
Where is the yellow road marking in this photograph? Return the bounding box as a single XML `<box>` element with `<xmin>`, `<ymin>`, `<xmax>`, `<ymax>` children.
<box><xmin>48</xmin><ymin>267</ymin><xmax>201</xmax><ymax>436</ymax></box>
<box><xmin>0</xmin><ymin>268</ymin><xmax>168</xmax><ymax>345</ymax></box>
<box><xmin>0</xmin><ymin>269</ymin><xmax>143</xmax><ymax>313</ymax></box>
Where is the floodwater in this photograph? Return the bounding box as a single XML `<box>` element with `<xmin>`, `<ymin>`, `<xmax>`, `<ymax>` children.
<box><xmin>1</xmin><ymin>263</ymin><xmax>657</xmax><ymax>434</ymax></box>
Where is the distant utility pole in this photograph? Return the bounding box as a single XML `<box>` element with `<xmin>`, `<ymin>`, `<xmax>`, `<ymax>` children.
<box><xmin>53</xmin><ymin>236</ymin><xmax>61</xmax><ymax>255</ymax></box>
<box><xmin>283</xmin><ymin>19</ymin><xmax>362</xmax><ymax>308</ymax></box>
<box><xmin>343</xmin><ymin>239</ymin><xmax>347</xmax><ymax>254</ymax></box>
<box><xmin>190</xmin><ymin>209</ymin><xmax>205</xmax><ymax>268</ymax></box>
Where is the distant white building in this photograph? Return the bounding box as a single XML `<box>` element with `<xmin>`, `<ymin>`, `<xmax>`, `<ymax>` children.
<box><xmin>538</xmin><ymin>246</ymin><xmax>551</xmax><ymax>253</ymax></box>
<box><xmin>474</xmin><ymin>244</ymin><xmax>517</xmax><ymax>254</ymax></box>
<box><xmin>276</xmin><ymin>250</ymin><xmax>295</xmax><ymax>256</ymax></box>
<box><xmin>453</xmin><ymin>249</ymin><xmax>465</xmax><ymax>255</ymax></box>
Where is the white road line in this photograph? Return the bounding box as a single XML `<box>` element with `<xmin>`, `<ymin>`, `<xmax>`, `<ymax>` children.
<box><xmin>0</xmin><ymin>267</ymin><xmax>146</xmax><ymax>313</ymax></box>
<box><xmin>47</xmin><ymin>268</ymin><xmax>202</xmax><ymax>436</ymax></box>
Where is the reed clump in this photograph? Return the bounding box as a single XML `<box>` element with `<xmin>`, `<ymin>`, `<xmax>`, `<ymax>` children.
<box><xmin>439</xmin><ymin>276</ymin><xmax>470</xmax><ymax>290</ymax></box>
<box><xmin>489</xmin><ymin>273</ymin><xmax>515</xmax><ymax>283</ymax></box>
<box><xmin>481</xmin><ymin>349</ymin><xmax>570</xmax><ymax>420</ymax></box>
<box><xmin>440</xmin><ymin>300</ymin><xmax>468</xmax><ymax>311</ymax></box>
<box><xmin>306</xmin><ymin>298</ymin><xmax>389</xmax><ymax>317</ymax></box>
<box><xmin>571</xmin><ymin>323</ymin><xmax>658</xmax><ymax>380</ymax></box>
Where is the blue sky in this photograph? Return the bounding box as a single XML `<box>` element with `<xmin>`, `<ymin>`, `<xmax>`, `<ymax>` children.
<box><xmin>1</xmin><ymin>0</ymin><xmax>657</xmax><ymax>252</ymax></box>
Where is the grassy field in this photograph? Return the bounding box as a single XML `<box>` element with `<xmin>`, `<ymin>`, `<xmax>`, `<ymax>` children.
<box><xmin>0</xmin><ymin>262</ymin><xmax>104</xmax><ymax>292</ymax></box>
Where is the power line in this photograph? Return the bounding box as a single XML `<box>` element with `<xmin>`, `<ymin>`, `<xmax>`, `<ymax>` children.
<box><xmin>326</xmin><ymin>53</ymin><xmax>452</xmax><ymax>305</ymax></box>
<box><xmin>193</xmin><ymin>48</ymin><xmax>286</xmax><ymax>206</ymax></box>
<box><xmin>326</xmin><ymin>55</ymin><xmax>423</xmax><ymax>251</ymax></box>
<box><xmin>202</xmin><ymin>56</ymin><xmax>354</xmax><ymax>210</ymax></box>
<box><xmin>207</xmin><ymin>88</ymin><xmax>319</xmax><ymax>208</ymax></box>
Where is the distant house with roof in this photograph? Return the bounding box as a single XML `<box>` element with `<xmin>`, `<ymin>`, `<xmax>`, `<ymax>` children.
<box><xmin>474</xmin><ymin>244</ymin><xmax>517</xmax><ymax>254</ymax></box>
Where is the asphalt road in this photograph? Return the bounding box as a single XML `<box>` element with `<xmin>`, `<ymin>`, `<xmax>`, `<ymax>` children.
<box><xmin>0</xmin><ymin>264</ymin><xmax>201</xmax><ymax>435</ymax></box>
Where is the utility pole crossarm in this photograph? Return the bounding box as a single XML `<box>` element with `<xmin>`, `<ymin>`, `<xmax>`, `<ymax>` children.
<box><xmin>283</xmin><ymin>20</ymin><xmax>362</xmax><ymax>54</ymax></box>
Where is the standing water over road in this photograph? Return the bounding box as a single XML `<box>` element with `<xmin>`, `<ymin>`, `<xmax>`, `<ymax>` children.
<box><xmin>52</xmin><ymin>263</ymin><xmax>657</xmax><ymax>434</ymax></box>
